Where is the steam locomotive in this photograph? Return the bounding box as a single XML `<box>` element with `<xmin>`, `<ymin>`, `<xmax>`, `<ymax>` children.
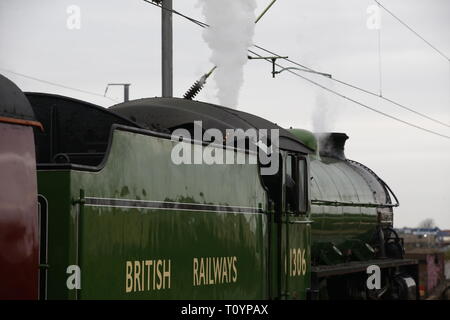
<box><xmin>0</xmin><ymin>74</ymin><xmax>418</xmax><ymax>300</ymax></box>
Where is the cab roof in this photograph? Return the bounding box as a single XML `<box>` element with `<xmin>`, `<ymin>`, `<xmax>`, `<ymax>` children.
<box><xmin>110</xmin><ymin>97</ymin><xmax>313</xmax><ymax>154</ymax></box>
<box><xmin>0</xmin><ymin>74</ymin><xmax>36</xmax><ymax>121</ymax></box>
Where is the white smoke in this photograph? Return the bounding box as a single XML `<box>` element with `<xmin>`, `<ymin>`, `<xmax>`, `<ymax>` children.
<box><xmin>198</xmin><ymin>0</ymin><xmax>257</xmax><ymax>109</ymax></box>
<box><xmin>312</xmin><ymin>79</ymin><xmax>338</xmax><ymax>133</ymax></box>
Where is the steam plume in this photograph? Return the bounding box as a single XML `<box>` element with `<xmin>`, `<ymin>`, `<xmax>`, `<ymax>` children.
<box><xmin>198</xmin><ymin>0</ymin><xmax>256</xmax><ymax>108</ymax></box>
<box><xmin>312</xmin><ymin>80</ymin><xmax>338</xmax><ymax>132</ymax></box>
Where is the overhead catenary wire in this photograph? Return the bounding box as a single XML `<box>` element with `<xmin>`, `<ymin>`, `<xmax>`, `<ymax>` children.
<box><xmin>253</xmin><ymin>44</ymin><xmax>450</xmax><ymax>129</ymax></box>
<box><xmin>143</xmin><ymin>2</ymin><xmax>449</xmax><ymax>129</ymax></box>
<box><xmin>377</xmin><ymin>11</ymin><xmax>383</xmax><ymax>96</ymax></box>
<box><xmin>255</xmin><ymin>0</ymin><xmax>278</xmax><ymax>24</ymax></box>
<box><xmin>374</xmin><ymin>0</ymin><xmax>450</xmax><ymax>63</ymax></box>
<box><xmin>142</xmin><ymin>0</ymin><xmax>209</xmax><ymax>28</ymax></box>
<box><xmin>142</xmin><ymin>0</ymin><xmax>450</xmax><ymax>65</ymax></box>
<box><xmin>0</xmin><ymin>67</ymin><xmax>119</xmax><ymax>103</ymax></box>
<box><xmin>142</xmin><ymin>1</ymin><xmax>450</xmax><ymax>138</ymax></box>
<box><xmin>248</xmin><ymin>50</ymin><xmax>450</xmax><ymax>140</ymax></box>
<box><xmin>142</xmin><ymin>1</ymin><xmax>332</xmax><ymax>85</ymax></box>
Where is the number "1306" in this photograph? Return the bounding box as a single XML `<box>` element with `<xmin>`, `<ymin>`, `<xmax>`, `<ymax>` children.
<box><xmin>289</xmin><ymin>248</ymin><xmax>307</xmax><ymax>277</ymax></box>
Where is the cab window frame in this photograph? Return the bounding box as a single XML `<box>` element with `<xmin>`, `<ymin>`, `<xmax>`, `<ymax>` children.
<box><xmin>285</xmin><ymin>153</ymin><xmax>309</xmax><ymax>215</ymax></box>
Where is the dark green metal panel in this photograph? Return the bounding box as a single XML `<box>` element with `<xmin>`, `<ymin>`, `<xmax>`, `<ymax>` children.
<box><xmin>37</xmin><ymin>170</ymin><xmax>76</xmax><ymax>300</ymax></box>
<box><xmin>77</xmin><ymin>206</ymin><xmax>267</xmax><ymax>299</ymax></box>
<box><xmin>277</xmin><ymin>152</ymin><xmax>312</xmax><ymax>300</ymax></box>
<box><xmin>36</xmin><ymin>129</ymin><xmax>314</xmax><ymax>299</ymax></box>
<box><xmin>287</xmin><ymin>129</ymin><xmax>317</xmax><ymax>153</ymax></box>
<box><xmin>282</xmin><ymin>218</ymin><xmax>311</xmax><ymax>300</ymax></box>
<box><xmin>309</xmin><ymin>158</ymin><xmax>378</xmax><ymax>264</ymax></box>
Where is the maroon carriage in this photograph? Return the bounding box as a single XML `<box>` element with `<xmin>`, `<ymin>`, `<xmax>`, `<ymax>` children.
<box><xmin>0</xmin><ymin>74</ymin><xmax>42</xmax><ymax>299</ymax></box>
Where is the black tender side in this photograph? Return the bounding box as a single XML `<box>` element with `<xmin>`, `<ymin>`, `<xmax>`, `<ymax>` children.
<box><xmin>26</xmin><ymin>92</ymin><xmax>140</xmax><ymax>166</ymax></box>
<box><xmin>110</xmin><ymin>97</ymin><xmax>313</xmax><ymax>154</ymax></box>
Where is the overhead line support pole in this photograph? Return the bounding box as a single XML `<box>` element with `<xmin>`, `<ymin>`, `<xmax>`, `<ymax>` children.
<box><xmin>162</xmin><ymin>0</ymin><xmax>173</xmax><ymax>97</ymax></box>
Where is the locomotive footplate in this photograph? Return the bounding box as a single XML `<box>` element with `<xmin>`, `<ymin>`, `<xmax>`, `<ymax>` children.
<box><xmin>309</xmin><ymin>259</ymin><xmax>419</xmax><ymax>299</ymax></box>
<box><xmin>311</xmin><ymin>258</ymin><xmax>418</xmax><ymax>278</ymax></box>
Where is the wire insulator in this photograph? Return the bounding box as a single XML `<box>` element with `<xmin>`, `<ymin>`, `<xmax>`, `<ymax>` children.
<box><xmin>183</xmin><ymin>80</ymin><xmax>204</xmax><ymax>100</ymax></box>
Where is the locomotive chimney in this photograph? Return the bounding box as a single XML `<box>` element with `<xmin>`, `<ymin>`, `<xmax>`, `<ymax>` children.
<box><xmin>316</xmin><ymin>132</ymin><xmax>349</xmax><ymax>160</ymax></box>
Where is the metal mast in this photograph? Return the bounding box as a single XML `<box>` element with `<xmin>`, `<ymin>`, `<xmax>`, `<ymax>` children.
<box><xmin>161</xmin><ymin>0</ymin><xmax>173</xmax><ymax>97</ymax></box>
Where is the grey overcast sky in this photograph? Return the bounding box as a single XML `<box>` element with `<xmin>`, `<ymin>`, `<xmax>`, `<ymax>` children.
<box><xmin>1</xmin><ymin>0</ymin><xmax>449</xmax><ymax>228</ymax></box>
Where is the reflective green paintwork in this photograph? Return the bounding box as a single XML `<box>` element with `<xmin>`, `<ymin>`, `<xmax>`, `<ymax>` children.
<box><xmin>310</xmin><ymin>157</ymin><xmax>378</xmax><ymax>252</ymax></box>
<box><xmin>288</xmin><ymin>129</ymin><xmax>380</xmax><ymax>265</ymax></box>
<box><xmin>288</xmin><ymin>129</ymin><xmax>318</xmax><ymax>153</ymax></box>
<box><xmin>37</xmin><ymin>128</ymin><xmax>311</xmax><ymax>299</ymax></box>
